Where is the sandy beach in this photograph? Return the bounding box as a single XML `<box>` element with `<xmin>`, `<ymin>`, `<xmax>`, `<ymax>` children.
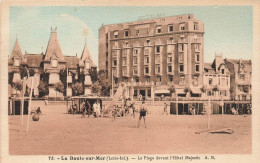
<box><xmin>9</xmin><ymin>104</ymin><xmax>251</xmax><ymax>155</ymax></box>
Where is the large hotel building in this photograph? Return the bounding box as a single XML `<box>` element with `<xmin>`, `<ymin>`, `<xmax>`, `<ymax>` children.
<box><xmin>99</xmin><ymin>14</ymin><xmax>204</xmax><ymax>99</ymax></box>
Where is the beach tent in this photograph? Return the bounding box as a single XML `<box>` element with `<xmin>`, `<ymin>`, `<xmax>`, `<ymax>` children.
<box><xmin>102</xmin><ymin>85</ymin><xmax>124</xmax><ymax>116</ymax></box>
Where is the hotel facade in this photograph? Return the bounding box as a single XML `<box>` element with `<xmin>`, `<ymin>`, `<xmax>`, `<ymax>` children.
<box><xmin>99</xmin><ymin>14</ymin><xmax>205</xmax><ymax>100</ymax></box>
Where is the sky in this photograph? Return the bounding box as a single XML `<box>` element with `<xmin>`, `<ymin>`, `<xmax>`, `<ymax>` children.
<box><xmin>10</xmin><ymin>6</ymin><xmax>253</xmax><ymax>65</ymax></box>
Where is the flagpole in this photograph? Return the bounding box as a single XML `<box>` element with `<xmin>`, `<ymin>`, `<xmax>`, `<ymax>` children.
<box><xmin>21</xmin><ymin>77</ymin><xmax>26</xmax><ymax>126</ymax></box>
<box><xmin>27</xmin><ymin>76</ymin><xmax>34</xmax><ymax>133</ymax></box>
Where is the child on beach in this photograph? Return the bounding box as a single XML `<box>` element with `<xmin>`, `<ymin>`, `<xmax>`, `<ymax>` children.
<box><xmin>137</xmin><ymin>101</ymin><xmax>148</xmax><ymax>128</ymax></box>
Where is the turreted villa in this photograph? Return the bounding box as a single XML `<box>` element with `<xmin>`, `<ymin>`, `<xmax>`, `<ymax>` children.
<box><xmin>8</xmin><ymin>27</ymin><xmax>97</xmax><ymax>98</ymax></box>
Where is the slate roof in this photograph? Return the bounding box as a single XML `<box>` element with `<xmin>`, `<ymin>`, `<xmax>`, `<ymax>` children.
<box><xmin>64</xmin><ymin>56</ymin><xmax>79</xmax><ymax>69</ymax></box>
<box><xmin>44</xmin><ymin>28</ymin><xmax>65</xmax><ymax>62</ymax></box>
<box><xmin>25</xmin><ymin>54</ymin><xmax>44</xmax><ymax>67</ymax></box>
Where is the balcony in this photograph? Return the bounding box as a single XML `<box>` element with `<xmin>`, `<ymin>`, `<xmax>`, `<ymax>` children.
<box><xmin>155</xmin><ymin>39</ymin><xmax>163</xmax><ymax>45</ymax></box>
<box><xmin>167</xmin><ymin>40</ymin><xmax>175</xmax><ymax>45</ymax></box>
<box><xmin>178</xmin><ymin>38</ymin><xmax>187</xmax><ymax>44</ymax></box>
<box><xmin>144</xmin><ymin>42</ymin><xmax>152</xmax><ymax>47</ymax></box>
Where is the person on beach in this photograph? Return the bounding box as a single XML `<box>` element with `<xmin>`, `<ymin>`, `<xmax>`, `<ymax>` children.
<box><xmin>137</xmin><ymin>101</ymin><xmax>148</xmax><ymax>128</ymax></box>
<box><xmin>112</xmin><ymin>105</ymin><xmax>118</xmax><ymax>122</ymax></box>
<box><xmin>81</xmin><ymin>100</ymin><xmax>86</xmax><ymax>118</ymax></box>
<box><xmin>73</xmin><ymin>104</ymin><xmax>77</xmax><ymax>114</ymax></box>
<box><xmin>162</xmin><ymin>102</ymin><xmax>168</xmax><ymax>115</ymax></box>
<box><xmin>96</xmin><ymin>100</ymin><xmax>101</xmax><ymax>117</ymax></box>
<box><xmin>93</xmin><ymin>102</ymin><xmax>97</xmax><ymax>118</ymax></box>
<box><xmin>86</xmin><ymin>101</ymin><xmax>91</xmax><ymax>118</ymax></box>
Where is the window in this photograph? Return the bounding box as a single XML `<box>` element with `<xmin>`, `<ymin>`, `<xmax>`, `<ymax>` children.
<box><xmin>135</xmin><ymin>78</ymin><xmax>139</xmax><ymax>82</ymax></box>
<box><xmin>146</xmin><ymin>77</ymin><xmax>150</xmax><ymax>82</ymax></box>
<box><xmin>180</xmin><ymin>24</ymin><xmax>185</xmax><ymax>30</ymax></box>
<box><xmin>168</xmin><ymin>66</ymin><xmax>172</xmax><ymax>72</ymax></box>
<box><xmin>145</xmin><ymin>56</ymin><xmax>149</xmax><ymax>64</ymax></box>
<box><xmin>14</xmin><ymin>58</ymin><xmax>20</xmax><ymax>66</ymax></box>
<box><xmin>113</xmin><ymin>60</ymin><xmax>117</xmax><ymax>66</ymax></box>
<box><xmin>181</xmin><ymin>44</ymin><xmax>184</xmax><ymax>51</ymax></box>
<box><xmin>208</xmin><ymin>91</ymin><xmax>212</xmax><ymax>96</ymax></box>
<box><xmin>134</xmin><ymin>49</ymin><xmax>138</xmax><ymax>54</ymax></box>
<box><xmin>227</xmin><ymin>78</ymin><xmax>229</xmax><ymax>85</ymax></box>
<box><xmin>123</xmin><ymin>78</ymin><xmax>128</xmax><ymax>83</ymax></box>
<box><xmin>133</xmin><ymin>68</ymin><xmax>138</xmax><ymax>74</ymax></box>
<box><xmin>145</xmin><ymin>67</ymin><xmax>149</xmax><ymax>74</ymax></box>
<box><xmin>124</xmin><ymin>30</ymin><xmax>129</xmax><ymax>37</ymax></box>
<box><xmin>209</xmin><ymin>78</ymin><xmax>212</xmax><ymax>85</ymax></box>
<box><xmin>168</xmin><ymin>24</ymin><xmax>173</xmax><ymax>32</ymax></box>
<box><xmin>156</xmin><ymin>46</ymin><xmax>160</xmax><ymax>53</ymax></box>
<box><xmin>169</xmin><ymin>37</ymin><xmax>173</xmax><ymax>40</ymax></box>
<box><xmin>196</xmin><ymin>54</ymin><xmax>199</xmax><ymax>62</ymax></box>
<box><xmin>195</xmin><ymin>65</ymin><xmax>199</xmax><ymax>72</ymax></box>
<box><xmin>194</xmin><ymin>23</ymin><xmax>198</xmax><ymax>30</ymax></box>
<box><xmin>169</xmin><ymin>76</ymin><xmax>173</xmax><ymax>82</ymax></box>
<box><xmin>133</xmin><ymin>57</ymin><xmax>138</xmax><ymax>64</ymax></box>
<box><xmin>156</xmin><ymin>26</ymin><xmax>161</xmax><ymax>33</ymax></box>
<box><xmin>168</xmin><ymin>56</ymin><xmax>172</xmax><ymax>62</ymax></box>
<box><xmin>156</xmin><ymin>66</ymin><xmax>160</xmax><ymax>73</ymax></box>
<box><xmin>148</xmin><ymin>89</ymin><xmax>151</xmax><ymax>97</ymax></box>
<box><xmin>222</xmin><ymin>69</ymin><xmax>225</xmax><ymax>74</ymax></box>
<box><xmin>179</xmin><ymin>65</ymin><xmax>184</xmax><ymax>72</ymax></box>
<box><xmin>114</xmin><ymin>31</ymin><xmax>118</xmax><ymax>38</ymax></box>
<box><xmin>51</xmin><ymin>59</ymin><xmax>58</xmax><ymax>68</ymax></box>
<box><xmin>146</xmin><ymin>40</ymin><xmax>150</xmax><ymax>45</ymax></box>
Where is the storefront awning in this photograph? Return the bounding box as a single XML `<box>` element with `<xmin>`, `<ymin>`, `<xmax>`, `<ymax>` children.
<box><xmin>154</xmin><ymin>89</ymin><xmax>170</xmax><ymax>94</ymax></box>
<box><xmin>191</xmin><ymin>88</ymin><xmax>201</xmax><ymax>94</ymax></box>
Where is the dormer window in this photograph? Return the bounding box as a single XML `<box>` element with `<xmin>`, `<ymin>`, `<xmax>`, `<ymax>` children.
<box><xmin>51</xmin><ymin>59</ymin><xmax>58</xmax><ymax>68</ymax></box>
<box><xmin>114</xmin><ymin>31</ymin><xmax>118</xmax><ymax>39</ymax></box>
<box><xmin>124</xmin><ymin>30</ymin><xmax>129</xmax><ymax>37</ymax></box>
<box><xmin>180</xmin><ymin>24</ymin><xmax>185</xmax><ymax>31</ymax></box>
<box><xmin>222</xmin><ymin>69</ymin><xmax>225</xmax><ymax>74</ymax></box>
<box><xmin>156</xmin><ymin>26</ymin><xmax>162</xmax><ymax>34</ymax></box>
<box><xmin>14</xmin><ymin>58</ymin><xmax>20</xmax><ymax>67</ymax></box>
<box><xmin>168</xmin><ymin>24</ymin><xmax>173</xmax><ymax>32</ymax></box>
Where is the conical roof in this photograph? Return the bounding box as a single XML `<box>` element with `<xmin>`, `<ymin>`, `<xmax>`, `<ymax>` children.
<box><xmin>44</xmin><ymin>27</ymin><xmax>65</xmax><ymax>62</ymax></box>
<box><xmin>10</xmin><ymin>38</ymin><xmax>23</xmax><ymax>59</ymax></box>
<box><xmin>80</xmin><ymin>42</ymin><xmax>97</xmax><ymax>67</ymax></box>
